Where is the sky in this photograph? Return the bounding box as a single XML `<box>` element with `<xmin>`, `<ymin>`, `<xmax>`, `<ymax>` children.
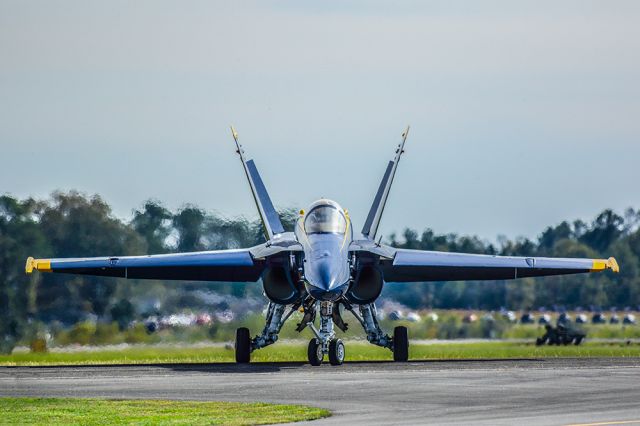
<box><xmin>1</xmin><ymin>1</ymin><xmax>639</xmax><ymax>243</ymax></box>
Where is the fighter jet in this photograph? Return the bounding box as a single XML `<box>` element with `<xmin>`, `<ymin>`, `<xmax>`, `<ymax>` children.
<box><xmin>25</xmin><ymin>127</ymin><xmax>620</xmax><ymax>365</ymax></box>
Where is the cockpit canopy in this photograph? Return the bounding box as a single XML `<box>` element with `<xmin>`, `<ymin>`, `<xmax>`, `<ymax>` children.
<box><xmin>304</xmin><ymin>201</ymin><xmax>347</xmax><ymax>235</ymax></box>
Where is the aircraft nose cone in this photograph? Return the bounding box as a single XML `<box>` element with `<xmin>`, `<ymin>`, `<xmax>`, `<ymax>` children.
<box><xmin>305</xmin><ymin>281</ymin><xmax>348</xmax><ymax>302</ymax></box>
<box><xmin>316</xmin><ymin>261</ymin><xmax>334</xmax><ymax>289</ymax></box>
<box><xmin>304</xmin><ymin>257</ymin><xmax>348</xmax><ymax>301</ymax></box>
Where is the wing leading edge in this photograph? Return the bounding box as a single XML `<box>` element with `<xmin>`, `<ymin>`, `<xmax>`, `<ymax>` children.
<box><xmin>25</xmin><ymin>249</ymin><xmax>265</xmax><ymax>282</ymax></box>
<box><xmin>379</xmin><ymin>248</ymin><xmax>619</xmax><ymax>282</ymax></box>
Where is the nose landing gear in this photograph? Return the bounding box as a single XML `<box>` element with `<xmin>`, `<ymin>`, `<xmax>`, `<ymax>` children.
<box><xmin>307</xmin><ymin>339</ymin><xmax>323</xmax><ymax>366</ymax></box>
<box><xmin>307</xmin><ymin>337</ymin><xmax>345</xmax><ymax>366</ymax></box>
<box><xmin>306</xmin><ymin>302</ymin><xmax>346</xmax><ymax>366</ymax></box>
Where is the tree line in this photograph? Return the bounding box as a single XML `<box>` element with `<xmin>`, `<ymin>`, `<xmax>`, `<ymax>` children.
<box><xmin>1</xmin><ymin>191</ymin><xmax>639</xmax><ymax>352</ymax></box>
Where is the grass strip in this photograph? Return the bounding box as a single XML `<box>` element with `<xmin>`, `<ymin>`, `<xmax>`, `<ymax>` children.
<box><xmin>0</xmin><ymin>397</ymin><xmax>330</xmax><ymax>425</ymax></box>
<box><xmin>1</xmin><ymin>341</ymin><xmax>640</xmax><ymax>366</ymax></box>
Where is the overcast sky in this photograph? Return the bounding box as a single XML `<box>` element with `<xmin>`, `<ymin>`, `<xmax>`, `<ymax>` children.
<box><xmin>1</xmin><ymin>1</ymin><xmax>639</xmax><ymax>242</ymax></box>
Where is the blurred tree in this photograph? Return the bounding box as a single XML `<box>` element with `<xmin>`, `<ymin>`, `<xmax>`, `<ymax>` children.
<box><xmin>35</xmin><ymin>191</ymin><xmax>144</xmax><ymax>322</ymax></box>
<box><xmin>580</xmin><ymin>209</ymin><xmax>624</xmax><ymax>252</ymax></box>
<box><xmin>0</xmin><ymin>196</ymin><xmax>49</xmax><ymax>353</ymax></box>
<box><xmin>110</xmin><ymin>299</ymin><xmax>135</xmax><ymax>331</ymax></box>
<box><xmin>131</xmin><ymin>200</ymin><xmax>172</xmax><ymax>254</ymax></box>
<box><xmin>538</xmin><ymin>221</ymin><xmax>573</xmax><ymax>251</ymax></box>
<box><xmin>173</xmin><ymin>205</ymin><xmax>206</xmax><ymax>252</ymax></box>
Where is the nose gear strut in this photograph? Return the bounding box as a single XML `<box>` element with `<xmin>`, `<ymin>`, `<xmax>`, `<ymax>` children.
<box><xmin>306</xmin><ymin>301</ymin><xmax>345</xmax><ymax>365</ymax></box>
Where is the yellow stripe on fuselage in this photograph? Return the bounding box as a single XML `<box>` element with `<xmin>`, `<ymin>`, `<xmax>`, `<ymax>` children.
<box><xmin>341</xmin><ymin>211</ymin><xmax>351</xmax><ymax>250</ymax></box>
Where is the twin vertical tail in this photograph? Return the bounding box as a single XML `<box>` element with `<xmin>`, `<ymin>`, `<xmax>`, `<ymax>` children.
<box><xmin>361</xmin><ymin>126</ymin><xmax>410</xmax><ymax>240</ymax></box>
<box><xmin>230</xmin><ymin>124</ymin><xmax>408</xmax><ymax>241</ymax></box>
<box><xmin>231</xmin><ymin>126</ymin><xmax>285</xmax><ymax>241</ymax></box>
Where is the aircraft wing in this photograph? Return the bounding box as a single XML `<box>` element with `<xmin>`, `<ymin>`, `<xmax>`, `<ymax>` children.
<box><xmin>25</xmin><ymin>249</ymin><xmax>266</xmax><ymax>282</ymax></box>
<box><xmin>350</xmin><ymin>240</ymin><xmax>619</xmax><ymax>281</ymax></box>
<box><xmin>378</xmin><ymin>247</ymin><xmax>619</xmax><ymax>282</ymax></box>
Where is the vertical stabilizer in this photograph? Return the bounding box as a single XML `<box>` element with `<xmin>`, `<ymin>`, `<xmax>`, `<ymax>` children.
<box><xmin>361</xmin><ymin>126</ymin><xmax>410</xmax><ymax>239</ymax></box>
<box><xmin>231</xmin><ymin>126</ymin><xmax>285</xmax><ymax>240</ymax></box>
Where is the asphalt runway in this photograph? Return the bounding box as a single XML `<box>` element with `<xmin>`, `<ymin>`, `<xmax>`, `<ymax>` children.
<box><xmin>2</xmin><ymin>358</ymin><xmax>640</xmax><ymax>425</ymax></box>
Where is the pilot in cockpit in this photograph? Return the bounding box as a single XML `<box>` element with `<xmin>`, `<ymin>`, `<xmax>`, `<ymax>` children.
<box><xmin>304</xmin><ymin>204</ymin><xmax>347</xmax><ymax>235</ymax></box>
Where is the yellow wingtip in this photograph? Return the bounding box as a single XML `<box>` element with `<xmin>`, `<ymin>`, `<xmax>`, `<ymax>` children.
<box><xmin>591</xmin><ymin>257</ymin><xmax>620</xmax><ymax>273</ymax></box>
<box><xmin>25</xmin><ymin>257</ymin><xmax>51</xmax><ymax>274</ymax></box>
<box><xmin>25</xmin><ymin>257</ymin><xmax>35</xmax><ymax>274</ymax></box>
<box><xmin>230</xmin><ymin>125</ymin><xmax>238</xmax><ymax>140</ymax></box>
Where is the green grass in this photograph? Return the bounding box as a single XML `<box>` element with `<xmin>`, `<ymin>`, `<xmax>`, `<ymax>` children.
<box><xmin>407</xmin><ymin>341</ymin><xmax>640</xmax><ymax>359</ymax></box>
<box><xmin>0</xmin><ymin>397</ymin><xmax>330</xmax><ymax>425</ymax></box>
<box><xmin>2</xmin><ymin>341</ymin><xmax>640</xmax><ymax>366</ymax></box>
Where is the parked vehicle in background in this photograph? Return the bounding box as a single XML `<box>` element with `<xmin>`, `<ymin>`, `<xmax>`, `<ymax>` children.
<box><xmin>501</xmin><ymin>310</ymin><xmax>517</xmax><ymax>323</ymax></box>
<box><xmin>538</xmin><ymin>314</ymin><xmax>552</xmax><ymax>325</ymax></box>
<box><xmin>536</xmin><ymin>324</ymin><xmax>586</xmax><ymax>346</ymax></box>
<box><xmin>520</xmin><ymin>312</ymin><xmax>535</xmax><ymax>324</ymax></box>
<box><xmin>592</xmin><ymin>313</ymin><xmax>607</xmax><ymax>324</ymax></box>
<box><xmin>575</xmin><ymin>314</ymin><xmax>588</xmax><ymax>324</ymax></box>
<box><xmin>405</xmin><ymin>312</ymin><xmax>421</xmax><ymax>322</ymax></box>
<box><xmin>557</xmin><ymin>312</ymin><xmax>572</xmax><ymax>325</ymax></box>
<box><xmin>463</xmin><ymin>313</ymin><xmax>478</xmax><ymax>323</ymax></box>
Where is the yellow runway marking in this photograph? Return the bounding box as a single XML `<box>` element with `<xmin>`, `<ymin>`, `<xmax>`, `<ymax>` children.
<box><xmin>566</xmin><ymin>420</ymin><xmax>640</xmax><ymax>426</ymax></box>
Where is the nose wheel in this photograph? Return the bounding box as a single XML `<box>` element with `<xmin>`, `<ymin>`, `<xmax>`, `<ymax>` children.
<box><xmin>308</xmin><ymin>339</ymin><xmax>323</xmax><ymax>366</ymax></box>
<box><xmin>308</xmin><ymin>338</ymin><xmax>345</xmax><ymax>366</ymax></box>
<box><xmin>328</xmin><ymin>338</ymin><xmax>345</xmax><ymax>365</ymax></box>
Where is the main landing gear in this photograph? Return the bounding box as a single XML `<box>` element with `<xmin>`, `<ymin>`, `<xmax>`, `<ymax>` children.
<box><xmin>235</xmin><ymin>299</ymin><xmax>408</xmax><ymax>365</ymax></box>
<box><xmin>234</xmin><ymin>301</ymin><xmax>298</xmax><ymax>364</ymax></box>
<box><xmin>344</xmin><ymin>301</ymin><xmax>409</xmax><ymax>362</ymax></box>
<box><xmin>235</xmin><ymin>327</ymin><xmax>251</xmax><ymax>363</ymax></box>
<box><xmin>393</xmin><ymin>325</ymin><xmax>409</xmax><ymax>362</ymax></box>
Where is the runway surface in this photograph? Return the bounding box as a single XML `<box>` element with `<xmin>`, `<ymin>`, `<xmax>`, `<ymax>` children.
<box><xmin>2</xmin><ymin>358</ymin><xmax>640</xmax><ymax>425</ymax></box>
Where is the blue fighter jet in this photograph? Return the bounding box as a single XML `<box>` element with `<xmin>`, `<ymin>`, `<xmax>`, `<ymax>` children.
<box><xmin>25</xmin><ymin>127</ymin><xmax>620</xmax><ymax>365</ymax></box>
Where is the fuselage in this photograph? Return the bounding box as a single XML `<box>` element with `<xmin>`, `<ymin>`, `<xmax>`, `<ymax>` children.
<box><xmin>295</xmin><ymin>199</ymin><xmax>353</xmax><ymax>301</ymax></box>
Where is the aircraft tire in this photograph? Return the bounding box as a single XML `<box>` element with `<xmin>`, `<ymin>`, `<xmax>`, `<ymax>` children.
<box><xmin>393</xmin><ymin>326</ymin><xmax>409</xmax><ymax>362</ymax></box>
<box><xmin>308</xmin><ymin>339</ymin><xmax>323</xmax><ymax>366</ymax></box>
<box><xmin>235</xmin><ymin>327</ymin><xmax>251</xmax><ymax>363</ymax></box>
<box><xmin>328</xmin><ymin>338</ymin><xmax>345</xmax><ymax>366</ymax></box>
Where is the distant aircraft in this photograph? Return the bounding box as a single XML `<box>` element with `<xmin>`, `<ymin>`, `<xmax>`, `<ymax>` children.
<box><xmin>25</xmin><ymin>127</ymin><xmax>620</xmax><ymax>365</ymax></box>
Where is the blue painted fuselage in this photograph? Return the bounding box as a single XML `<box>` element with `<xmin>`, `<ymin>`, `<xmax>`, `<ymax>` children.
<box><xmin>296</xmin><ymin>199</ymin><xmax>352</xmax><ymax>302</ymax></box>
<box><xmin>302</xmin><ymin>233</ymin><xmax>351</xmax><ymax>301</ymax></box>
